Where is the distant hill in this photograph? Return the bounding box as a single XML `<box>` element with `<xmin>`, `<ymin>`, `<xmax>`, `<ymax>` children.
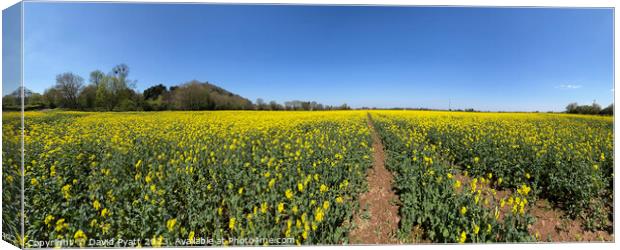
<box><xmin>169</xmin><ymin>80</ymin><xmax>254</xmax><ymax>110</ymax></box>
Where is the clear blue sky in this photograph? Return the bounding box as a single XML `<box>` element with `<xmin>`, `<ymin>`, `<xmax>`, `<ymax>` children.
<box><xmin>16</xmin><ymin>2</ymin><xmax>614</xmax><ymax>111</ymax></box>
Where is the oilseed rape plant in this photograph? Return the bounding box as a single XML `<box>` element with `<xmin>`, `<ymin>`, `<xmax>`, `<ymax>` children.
<box><xmin>3</xmin><ymin>111</ymin><xmax>373</xmax><ymax>247</ymax></box>
<box><xmin>370</xmin><ymin>111</ymin><xmax>613</xmax><ymax>242</ymax></box>
<box><xmin>1</xmin><ymin>110</ymin><xmax>613</xmax><ymax>246</ymax></box>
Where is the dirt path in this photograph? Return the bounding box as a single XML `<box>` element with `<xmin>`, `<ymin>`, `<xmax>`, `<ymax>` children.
<box><xmin>348</xmin><ymin>114</ymin><xmax>400</xmax><ymax>244</ymax></box>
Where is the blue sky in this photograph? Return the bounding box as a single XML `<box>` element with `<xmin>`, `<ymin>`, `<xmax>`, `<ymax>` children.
<box><xmin>14</xmin><ymin>3</ymin><xmax>614</xmax><ymax>111</ymax></box>
<box><xmin>2</xmin><ymin>2</ymin><xmax>21</xmax><ymax>96</ymax></box>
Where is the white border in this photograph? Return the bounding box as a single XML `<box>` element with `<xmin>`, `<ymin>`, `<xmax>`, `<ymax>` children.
<box><xmin>0</xmin><ymin>1</ymin><xmax>617</xmax><ymax>250</ymax></box>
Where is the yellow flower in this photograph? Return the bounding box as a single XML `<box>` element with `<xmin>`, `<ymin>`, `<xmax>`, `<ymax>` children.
<box><xmin>61</xmin><ymin>184</ymin><xmax>72</xmax><ymax>199</ymax></box>
<box><xmin>454</xmin><ymin>180</ymin><xmax>462</xmax><ymax>189</ymax></box>
<box><xmin>74</xmin><ymin>229</ymin><xmax>87</xmax><ymax>242</ymax></box>
<box><xmin>93</xmin><ymin>200</ymin><xmax>101</xmax><ymax>211</ymax></box>
<box><xmin>301</xmin><ymin>212</ymin><xmax>307</xmax><ymax>222</ymax></box>
<box><xmin>470</xmin><ymin>178</ymin><xmax>478</xmax><ymax>193</ymax></box>
<box><xmin>55</xmin><ymin>218</ymin><xmax>68</xmax><ymax>232</ymax></box>
<box><xmin>261</xmin><ymin>202</ymin><xmax>268</xmax><ymax>213</ymax></box>
<box><xmin>314</xmin><ymin>208</ymin><xmax>324</xmax><ymax>222</ymax></box>
<box><xmin>322</xmin><ymin>201</ymin><xmax>330</xmax><ymax>210</ymax></box>
<box><xmin>473</xmin><ymin>224</ymin><xmax>480</xmax><ymax>235</ymax></box>
<box><xmin>30</xmin><ymin>178</ymin><xmax>39</xmax><ymax>186</ymax></box>
<box><xmin>285</xmin><ymin>189</ymin><xmax>294</xmax><ymax>199</ymax></box>
<box><xmin>593</xmin><ymin>164</ymin><xmax>599</xmax><ymax>170</ymax></box>
<box><xmin>151</xmin><ymin>235</ymin><xmax>164</xmax><ymax>247</ymax></box>
<box><xmin>277</xmin><ymin>202</ymin><xmax>285</xmax><ymax>213</ymax></box>
<box><xmin>268</xmin><ymin>179</ymin><xmax>276</xmax><ymax>189</ymax></box>
<box><xmin>525</xmin><ymin>173</ymin><xmax>531</xmax><ymax>179</ymax></box>
<box><xmin>101</xmin><ymin>208</ymin><xmax>109</xmax><ymax>217</ymax></box>
<box><xmin>188</xmin><ymin>231</ymin><xmax>195</xmax><ymax>243</ymax></box>
<box><xmin>460</xmin><ymin>206</ymin><xmax>467</xmax><ymax>216</ymax></box>
<box><xmin>517</xmin><ymin>184</ymin><xmax>531</xmax><ymax>196</ymax></box>
<box><xmin>459</xmin><ymin>231</ymin><xmax>467</xmax><ymax>243</ymax></box>
<box><xmin>297</xmin><ymin>183</ymin><xmax>304</xmax><ymax>192</ymax></box>
<box><xmin>229</xmin><ymin>217</ymin><xmax>236</xmax><ymax>230</ymax></box>
<box><xmin>473</xmin><ymin>157</ymin><xmax>480</xmax><ymax>163</ymax></box>
<box><xmin>335</xmin><ymin>196</ymin><xmax>344</xmax><ymax>204</ymax></box>
<box><xmin>44</xmin><ymin>215</ymin><xmax>55</xmax><ymax>227</ymax></box>
<box><xmin>238</xmin><ymin>187</ymin><xmax>244</xmax><ymax>195</ymax></box>
<box><xmin>16</xmin><ymin>233</ymin><xmax>27</xmax><ymax>248</ymax></box>
<box><xmin>135</xmin><ymin>159</ymin><xmax>142</xmax><ymax>168</ymax></box>
<box><xmin>166</xmin><ymin>218</ymin><xmax>177</xmax><ymax>232</ymax></box>
<box><xmin>320</xmin><ymin>184</ymin><xmax>329</xmax><ymax>193</ymax></box>
<box><xmin>292</xmin><ymin>205</ymin><xmax>299</xmax><ymax>214</ymax></box>
<box><xmin>50</xmin><ymin>165</ymin><xmax>56</xmax><ymax>177</ymax></box>
<box><xmin>424</xmin><ymin>156</ymin><xmax>433</xmax><ymax>165</ymax></box>
<box><xmin>90</xmin><ymin>219</ymin><xmax>98</xmax><ymax>228</ymax></box>
<box><xmin>518</xmin><ymin>200</ymin><xmax>527</xmax><ymax>215</ymax></box>
<box><xmin>287</xmin><ymin>219</ymin><xmax>293</xmax><ymax>229</ymax></box>
<box><xmin>134</xmin><ymin>172</ymin><xmax>142</xmax><ymax>181</ymax></box>
<box><xmin>102</xmin><ymin>223</ymin><xmax>111</xmax><ymax>234</ymax></box>
<box><xmin>512</xmin><ymin>204</ymin><xmax>518</xmax><ymax>214</ymax></box>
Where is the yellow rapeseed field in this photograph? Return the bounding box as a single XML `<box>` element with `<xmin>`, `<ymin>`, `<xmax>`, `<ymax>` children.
<box><xmin>1</xmin><ymin>110</ymin><xmax>613</xmax><ymax>245</ymax></box>
<box><xmin>3</xmin><ymin>111</ymin><xmax>372</xmax><ymax>247</ymax></box>
<box><xmin>370</xmin><ymin>110</ymin><xmax>613</xmax><ymax>242</ymax></box>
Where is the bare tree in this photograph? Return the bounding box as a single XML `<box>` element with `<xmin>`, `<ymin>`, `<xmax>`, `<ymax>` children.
<box><xmin>55</xmin><ymin>72</ymin><xmax>84</xmax><ymax>108</ymax></box>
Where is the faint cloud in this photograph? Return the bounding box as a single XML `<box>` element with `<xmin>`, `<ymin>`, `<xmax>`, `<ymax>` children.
<box><xmin>556</xmin><ymin>84</ymin><xmax>582</xmax><ymax>89</ymax></box>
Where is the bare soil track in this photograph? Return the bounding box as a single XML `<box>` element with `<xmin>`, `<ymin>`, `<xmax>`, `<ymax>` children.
<box><xmin>349</xmin><ymin>114</ymin><xmax>400</xmax><ymax>244</ymax></box>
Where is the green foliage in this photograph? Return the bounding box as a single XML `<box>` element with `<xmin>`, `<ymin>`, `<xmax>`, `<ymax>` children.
<box><xmin>143</xmin><ymin>84</ymin><xmax>168</xmax><ymax>101</ymax></box>
<box><xmin>372</xmin><ymin>114</ymin><xmax>534</xmax><ymax>243</ymax></box>
<box><xmin>566</xmin><ymin>102</ymin><xmax>613</xmax><ymax>115</ymax></box>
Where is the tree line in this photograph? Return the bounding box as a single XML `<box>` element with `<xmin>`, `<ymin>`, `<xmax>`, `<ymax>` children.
<box><xmin>254</xmin><ymin>98</ymin><xmax>350</xmax><ymax>111</ymax></box>
<box><xmin>2</xmin><ymin>64</ymin><xmax>351</xmax><ymax>111</ymax></box>
<box><xmin>565</xmin><ymin>102</ymin><xmax>613</xmax><ymax>115</ymax></box>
